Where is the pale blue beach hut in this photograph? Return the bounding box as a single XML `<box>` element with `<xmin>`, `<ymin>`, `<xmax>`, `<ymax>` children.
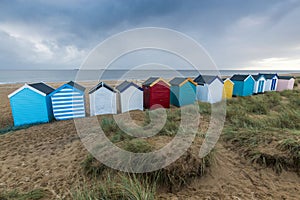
<box><xmin>49</xmin><ymin>81</ymin><xmax>86</xmax><ymax>120</ymax></box>
<box><xmin>8</xmin><ymin>83</ymin><xmax>54</xmax><ymax>126</ymax></box>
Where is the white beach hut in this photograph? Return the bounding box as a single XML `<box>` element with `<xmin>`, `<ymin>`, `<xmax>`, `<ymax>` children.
<box><xmin>259</xmin><ymin>73</ymin><xmax>278</xmax><ymax>91</ymax></box>
<box><xmin>252</xmin><ymin>75</ymin><xmax>266</xmax><ymax>94</ymax></box>
<box><xmin>89</xmin><ymin>82</ymin><xmax>117</xmax><ymax>116</ymax></box>
<box><xmin>116</xmin><ymin>81</ymin><xmax>143</xmax><ymax>113</ymax></box>
<box><xmin>193</xmin><ymin>75</ymin><xmax>224</xmax><ymax>104</ymax></box>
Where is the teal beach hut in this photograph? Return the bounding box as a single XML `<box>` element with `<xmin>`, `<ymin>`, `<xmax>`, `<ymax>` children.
<box><xmin>8</xmin><ymin>83</ymin><xmax>54</xmax><ymax>126</ymax></box>
<box><xmin>169</xmin><ymin>77</ymin><xmax>197</xmax><ymax>107</ymax></box>
<box><xmin>49</xmin><ymin>81</ymin><xmax>86</xmax><ymax>120</ymax></box>
<box><xmin>230</xmin><ymin>75</ymin><xmax>255</xmax><ymax>97</ymax></box>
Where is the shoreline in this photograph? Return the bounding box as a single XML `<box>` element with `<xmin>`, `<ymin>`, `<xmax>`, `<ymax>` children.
<box><xmin>0</xmin><ymin>72</ymin><xmax>299</xmax><ymax>85</ymax></box>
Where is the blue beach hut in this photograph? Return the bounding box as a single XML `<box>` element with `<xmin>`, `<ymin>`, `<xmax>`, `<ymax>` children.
<box><xmin>8</xmin><ymin>83</ymin><xmax>54</xmax><ymax>126</ymax></box>
<box><xmin>49</xmin><ymin>81</ymin><xmax>86</xmax><ymax>120</ymax></box>
<box><xmin>230</xmin><ymin>75</ymin><xmax>255</xmax><ymax>97</ymax></box>
<box><xmin>169</xmin><ymin>77</ymin><xmax>197</xmax><ymax>107</ymax></box>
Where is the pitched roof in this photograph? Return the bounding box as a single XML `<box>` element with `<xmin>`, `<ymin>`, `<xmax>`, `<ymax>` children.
<box><xmin>194</xmin><ymin>75</ymin><xmax>223</xmax><ymax>85</ymax></box>
<box><xmin>142</xmin><ymin>77</ymin><xmax>160</xmax><ymax>86</ymax></box>
<box><xmin>258</xmin><ymin>73</ymin><xmax>278</xmax><ymax>79</ymax></box>
<box><xmin>116</xmin><ymin>81</ymin><xmax>142</xmax><ymax>92</ymax></box>
<box><xmin>28</xmin><ymin>83</ymin><xmax>54</xmax><ymax>95</ymax></box>
<box><xmin>89</xmin><ymin>82</ymin><xmax>116</xmax><ymax>94</ymax></box>
<box><xmin>230</xmin><ymin>74</ymin><xmax>251</xmax><ymax>81</ymax></box>
<box><xmin>278</xmin><ymin>76</ymin><xmax>295</xmax><ymax>80</ymax></box>
<box><xmin>8</xmin><ymin>82</ymin><xmax>55</xmax><ymax>98</ymax></box>
<box><xmin>169</xmin><ymin>77</ymin><xmax>197</xmax><ymax>86</ymax></box>
<box><xmin>142</xmin><ymin>77</ymin><xmax>170</xmax><ymax>87</ymax></box>
<box><xmin>252</xmin><ymin>74</ymin><xmax>265</xmax><ymax>81</ymax></box>
<box><xmin>222</xmin><ymin>78</ymin><xmax>234</xmax><ymax>84</ymax></box>
<box><xmin>67</xmin><ymin>81</ymin><xmax>85</xmax><ymax>92</ymax></box>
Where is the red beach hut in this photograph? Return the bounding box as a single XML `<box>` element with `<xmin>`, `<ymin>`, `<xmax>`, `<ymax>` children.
<box><xmin>142</xmin><ymin>77</ymin><xmax>171</xmax><ymax>109</ymax></box>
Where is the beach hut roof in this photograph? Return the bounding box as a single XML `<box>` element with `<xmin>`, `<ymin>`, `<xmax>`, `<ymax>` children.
<box><xmin>89</xmin><ymin>82</ymin><xmax>116</xmax><ymax>94</ymax></box>
<box><xmin>169</xmin><ymin>77</ymin><xmax>197</xmax><ymax>86</ymax></box>
<box><xmin>258</xmin><ymin>73</ymin><xmax>278</xmax><ymax>79</ymax></box>
<box><xmin>116</xmin><ymin>81</ymin><xmax>142</xmax><ymax>92</ymax></box>
<box><xmin>222</xmin><ymin>78</ymin><xmax>234</xmax><ymax>84</ymax></box>
<box><xmin>142</xmin><ymin>77</ymin><xmax>170</xmax><ymax>87</ymax></box>
<box><xmin>278</xmin><ymin>76</ymin><xmax>295</xmax><ymax>80</ymax></box>
<box><xmin>230</xmin><ymin>74</ymin><xmax>251</xmax><ymax>81</ymax></box>
<box><xmin>66</xmin><ymin>81</ymin><xmax>86</xmax><ymax>92</ymax></box>
<box><xmin>49</xmin><ymin>81</ymin><xmax>85</xmax><ymax>96</ymax></box>
<box><xmin>194</xmin><ymin>75</ymin><xmax>223</xmax><ymax>85</ymax></box>
<box><xmin>28</xmin><ymin>83</ymin><xmax>54</xmax><ymax>95</ymax></box>
<box><xmin>252</xmin><ymin>74</ymin><xmax>266</xmax><ymax>81</ymax></box>
<box><xmin>8</xmin><ymin>82</ymin><xmax>54</xmax><ymax>98</ymax></box>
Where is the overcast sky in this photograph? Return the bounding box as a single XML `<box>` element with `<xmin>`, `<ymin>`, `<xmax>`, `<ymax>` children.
<box><xmin>0</xmin><ymin>0</ymin><xmax>300</xmax><ymax>70</ymax></box>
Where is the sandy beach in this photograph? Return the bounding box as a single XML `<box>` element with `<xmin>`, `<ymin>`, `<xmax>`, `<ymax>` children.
<box><xmin>0</xmin><ymin>75</ymin><xmax>300</xmax><ymax>199</ymax></box>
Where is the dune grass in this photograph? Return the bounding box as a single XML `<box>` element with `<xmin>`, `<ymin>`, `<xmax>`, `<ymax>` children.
<box><xmin>0</xmin><ymin>189</ymin><xmax>45</xmax><ymax>200</ymax></box>
<box><xmin>72</xmin><ymin>173</ymin><xmax>156</xmax><ymax>200</ymax></box>
<box><xmin>223</xmin><ymin>89</ymin><xmax>300</xmax><ymax>173</ymax></box>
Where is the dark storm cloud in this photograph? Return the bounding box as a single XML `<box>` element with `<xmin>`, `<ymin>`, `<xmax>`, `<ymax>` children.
<box><xmin>0</xmin><ymin>0</ymin><xmax>299</xmax><ymax>69</ymax></box>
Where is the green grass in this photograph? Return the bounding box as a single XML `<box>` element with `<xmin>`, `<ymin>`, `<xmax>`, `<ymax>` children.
<box><xmin>0</xmin><ymin>123</ymin><xmax>44</xmax><ymax>135</ymax></box>
<box><xmin>0</xmin><ymin>189</ymin><xmax>45</xmax><ymax>200</ymax></box>
<box><xmin>122</xmin><ymin>138</ymin><xmax>153</xmax><ymax>153</ymax></box>
<box><xmin>72</xmin><ymin>174</ymin><xmax>156</xmax><ymax>200</ymax></box>
<box><xmin>223</xmin><ymin>89</ymin><xmax>300</xmax><ymax>173</ymax></box>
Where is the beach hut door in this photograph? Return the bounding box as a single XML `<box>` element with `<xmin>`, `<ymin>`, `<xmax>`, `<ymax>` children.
<box><xmin>258</xmin><ymin>81</ymin><xmax>264</xmax><ymax>93</ymax></box>
<box><xmin>271</xmin><ymin>79</ymin><xmax>276</xmax><ymax>90</ymax></box>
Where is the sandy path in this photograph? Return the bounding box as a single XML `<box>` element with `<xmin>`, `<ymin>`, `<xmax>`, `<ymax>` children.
<box><xmin>0</xmin><ymin>120</ymin><xmax>88</xmax><ymax>199</ymax></box>
<box><xmin>158</xmin><ymin>143</ymin><xmax>300</xmax><ymax>199</ymax></box>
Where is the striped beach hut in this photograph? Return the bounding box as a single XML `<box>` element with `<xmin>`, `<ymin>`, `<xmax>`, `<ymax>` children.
<box><xmin>230</xmin><ymin>75</ymin><xmax>255</xmax><ymax>97</ymax></box>
<box><xmin>252</xmin><ymin>75</ymin><xmax>266</xmax><ymax>94</ymax></box>
<box><xmin>259</xmin><ymin>73</ymin><xmax>278</xmax><ymax>91</ymax></box>
<box><xmin>222</xmin><ymin>78</ymin><xmax>234</xmax><ymax>99</ymax></box>
<box><xmin>169</xmin><ymin>77</ymin><xmax>197</xmax><ymax>107</ymax></box>
<box><xmin>49</xmin><ymin>81</ymin><xmax>86</xmax><ymax>120</ymax></box>
<box><xmin>276</xmin><ymin>76</ymin><xmax>295</xmax><ymax>91</ymax></box>
<box><xmin>89</xmin><ymin>82</ymin><xmax>117</xmax><ymax>116</ymax></box>
<box><xmin>194</xmin><ymin>75</ymin><xmax>224</xmax><ymax>104</ymax></box>
<box><xmin>8</xmin><ymin>83</ymin><xmax>54</xmax><ymax>126</ymax></box>
<box><xmin>116</xmin><ymin>81</ymin><xmax>143</xmax><ymax>113</ymax></box>
<box><xmin>142</xmin><ymin>77</ymin><xmax>170</xmax><ymax>109</ymax></box>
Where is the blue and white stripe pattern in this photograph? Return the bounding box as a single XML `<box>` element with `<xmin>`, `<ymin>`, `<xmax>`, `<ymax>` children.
<box><xmin>50</xmin><ymin>82</ymin><xmax>86</xmax><ymax>120</ymax></box>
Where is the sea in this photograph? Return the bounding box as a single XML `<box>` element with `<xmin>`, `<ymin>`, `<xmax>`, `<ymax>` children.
<box><xmin>0</xmin><ymin>69</ymin><xmax>299</xmax><ymax>84</ymax></box>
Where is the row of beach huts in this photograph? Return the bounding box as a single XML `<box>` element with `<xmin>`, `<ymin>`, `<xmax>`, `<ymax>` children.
<box><xmin>8</xmin><ymin>73</ymin><xmax>295</xmax><ymax>126</ymax></box>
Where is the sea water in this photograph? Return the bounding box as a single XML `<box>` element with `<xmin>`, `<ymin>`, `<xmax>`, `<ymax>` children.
<box><xmin>0</xmin><ymin>70</ymin><xmax>299</xmax><ymax>84</ymax></box>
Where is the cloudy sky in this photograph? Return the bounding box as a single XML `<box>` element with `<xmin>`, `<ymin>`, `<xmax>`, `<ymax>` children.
<box><xmin>0</xmin><ymin>0</ymin><xmax>300</xmax><ymax>70</ymax></box>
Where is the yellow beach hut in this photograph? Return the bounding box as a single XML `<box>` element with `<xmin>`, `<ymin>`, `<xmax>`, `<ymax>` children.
<box><xmin>222</xmin><ymin>78</ymin><xmax>234</xmax><ymax>99</ymax></box>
